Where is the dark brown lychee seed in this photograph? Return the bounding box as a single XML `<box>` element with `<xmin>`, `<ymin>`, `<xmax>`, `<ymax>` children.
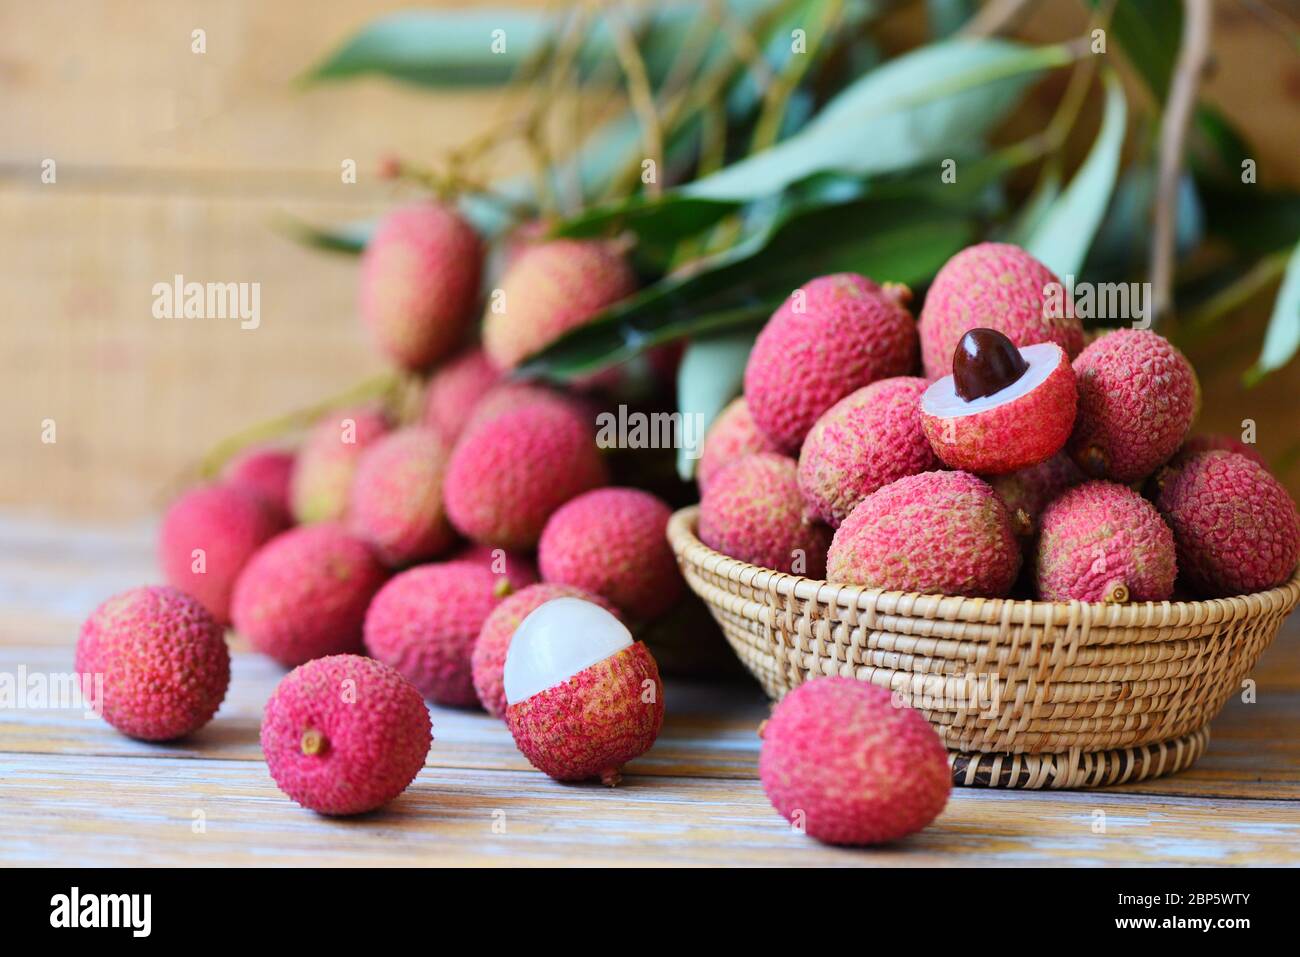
<box><xmin>953</xmin><ymin>328</ymin><xmax>1029</xmax><ymax>401</ymax></box>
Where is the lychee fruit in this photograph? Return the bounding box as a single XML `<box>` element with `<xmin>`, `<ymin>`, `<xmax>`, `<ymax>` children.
<box><xmin>422</xmin><ymin>346</ymin><xmax>500</xmax><ymax>445</ymax></box>
<box><xmin>988</xmin><ymin>452</ymin><xmax>1083</xmax><ymax>540</ymax></box>
<box><xmin>827</xmin><ymin>471</ymin><xmax>1021</xmax><ymax>597</ymax></box>
<box><xmin>359</xmin><ymin>202</ymin><xmax>483</xmax><ymax>370</ymax></box>
<box><xmin>798</xmin><ymin>376</ymin><xmax>938</xmax><ymax>527</ymax></box>
<box><xmin>461</xmin><ymin>381</ymin><xmax>595</xmax><ymax>436</ymax></box>
<box><xmin>1154</xmin><ymin>451</ymin><xmax>1300</xmax><ymax>597</ymax></box>
<box><xmin>231</xmin><ymin>524</ymin><xmax>388</xmax><ymax>667</ymax></box>
<box><xmin>759</xmin><ymin>677</ymin><xmax>950</xmax><ymax>845</ymax></box>
<box><xmin>472</xmin><ymin>583</ymin><xmax>620</xmax><ymax>719</ymax></box>
<box><xmin>1175</xmin><ymin>432</ymin><xmax>1266</xmax><ymax>467</ymax></box>
<box><xmin>158</xmin><ymin>483</ymin><xmax>286</xmax><ymax>626</ymax></box>
<box><xmin>260</xmin><ymin>654</ymin><xmax>431</xmax><ymax>815</ymax></box>
<box><xmin>503</xmin><ymin>597</ymin><xmax>663</xmax><ymax>785</ymax></box>
<box><xmin>363</xmin><ymin>560</ymin><xmax>504</xmax><ymax>707</ymax></box>
<box><xmin>482</xmin><ymin>239</ymin><xmax>637</xmax><ymax>370</ymax></box>
<box><xmin>918</xmin><ymin>242</ymin><xmax>1083</xmax><ymax>380</ymax></box>
<box><xmin>1068</xmin><ymin>329</ymin><xmax>1199</xmax><ymax>483</ymax></box>
<box><xmin>920</xmin><ymin>329</ymin><xmax>1077</xmax><ymax>474</ymax></box>
<box><xmin>444</xmin><ymin>401</ymin><xmax>609</xmax><ymax>550</ymax></box>
<box><xmin>290</xmin><ymin>406</ymin><xmax>391</xmax><ymax>524</ymax></box>
<box><xmin>222</xmin><ymin>445</ymin><xmax>295</xmax><ymax>520</ymax></box>
<box><xmin>697</xmin><ymin>397</ymin><xmax>777</xmax><ymax>493</ymax></box>
<box><xmin>698</xmin><ymin>453</ymin><xmax>830</xmax><ymax>577</ymax></box>
<box><xmin>348</xmin><ymin>426</ymin><xmax>456</xmax><ymax>567</ymax></box>
<box><xmin>538</xmin><ymin>487</ymin><xmax>682</xmax><ymax>620</ymax></box>
<box><xmin>1035</xmin><ymin>481</ymin><xmax>1177</xmax><ymax>603</ymax></box>
<box><xmin>744</xmin><ymin>274</ymin><xmax>917</xmax><ymax>453</ymax></box>
<box><xmin>76</xmin><ymin>586</ymin><xmax>230</xmax><ymax>741</ymax></box>
<box><xmin>452</xmin><ymin>542</ymin><xmax>540</xmax><ymax>594</ymax></box>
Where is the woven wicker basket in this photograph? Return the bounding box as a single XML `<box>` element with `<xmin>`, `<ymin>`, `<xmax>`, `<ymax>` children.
<box><xmin>668</xmin><ymin>506</ymin><xmax>1300</xmax><ymax>790</ymax></box>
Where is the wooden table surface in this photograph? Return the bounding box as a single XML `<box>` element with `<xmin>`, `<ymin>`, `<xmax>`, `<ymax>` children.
<box><xmin>3</xmin><ymin>514</ymin><xmax>1299</xmax><ymax>867</ymax></box>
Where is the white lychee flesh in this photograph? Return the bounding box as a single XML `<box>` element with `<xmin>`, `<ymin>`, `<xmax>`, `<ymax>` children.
<box><xmin>921</xmin><ymin>342</ymin><xmax>1060</xmax><ymax>418</ymax></box>
<box><xmin>502</xmin><ymin>597</ymin><xmax>633</xmax><ymax>706</ymax></box>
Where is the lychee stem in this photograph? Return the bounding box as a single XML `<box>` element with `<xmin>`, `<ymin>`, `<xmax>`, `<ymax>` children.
<box><xmin>493</xmin><ymin>578</ymin><xmax>515</xmax><ymax>599</ymax></box>
<box><xmin>599</xmin><ymin>767</ymin><xmax>623</xmax><ymax>787</ymax></box>
<box><xmin>1103</xmin><ymin>582</ymin><xmax>1130</xmax><ymax>604</ymax></box>
<box><xmin>1076</xmin><ymin>445</ymin><xmax>1110</xmax><ymax>478</ymax></box>
<box><xmin>300</xmin><ymin>728</ymin><xmax>326</xmax><ymax>756</ymax></box>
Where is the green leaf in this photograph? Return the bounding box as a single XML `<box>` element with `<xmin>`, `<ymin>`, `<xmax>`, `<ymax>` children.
<box><xmin>274</xmin><ymin>212</ymin><xmax>375</xmax><ymax>254</ymax></box>
<box><xmin>1247</xmin><ymin>241</ymin><xmax>1300</xmax><ymax>383</ymax></box>
<box><xmin>1199</xmin><ymin>184</ymin><xmax>1300</xmax><ymax>257</ymax></box>
<box><xmin>926</xmin><ymin>0</ymin><xmax>975</xmax><ymax>38</ymax></box>
<box><xmin>1090</xmin><ymin>0</ymin><xmax>1180</xmax><ymax>101</ymax></box>
<box><xmin>1024</xmin><ymin>70</ymin><xmax>1127</xmax><ymax>277</ymax></box>
<box><xmin>674</xmin><ymin>331</ymin><xmax>758</xmax><ymax>480</ymax></box>
<box><xmin>681</xmin><ymin>39</ymin><xmax>1073</xmax><ymax>201</ymax></box>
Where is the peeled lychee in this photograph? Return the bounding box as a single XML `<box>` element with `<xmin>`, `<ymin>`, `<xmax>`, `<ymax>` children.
<box><xmin>798</xmin><ymin>376</ymin><xmax>938</xmax><ymax>527</ymax></box>
<box><xmin>921</xmin><ymin>332</ymin><xmax>1077</xmax><ymax>474</ymax></box>
<box><xmin>349</xmin><ymin>427</ymin><xmax>455</xmax><ymax>567</ymax></box>
<box><xmin>444</xmin><ymin>401</ymin><xmax>609</xmax><ymax>550</ymax></box>
<box><xmin>698</xmin><ymin>453</ymin><xmax>830</xmax><ymax>577</ymax></box>
<box><xmin>222</xmin><ymin>445</ymin><xmax>295</xmax><ymax>520</ymax></box>
<box><xmin>158</xmin><ymin>483</ymin><xmax>286</xmax><ymax>625</ymax></box>
<box><xmin>231</xmin><ymin>524</ymin><xmax>388</xmax><ymax>667</ymax></box>
<box><xmin>503</xmin><ymin>597</ymin><xmax>663</xmax><ymax>785</ymax></box>
<box><xmin>482</xmin><ymin>239</ymin><xmax>637</xmax><ymax>370</ymax></box>
<box><xmin>363</xmin><ymin>560</ymin><xmax>504</xmax><ymax>707</ymax></box>
<box><xmin>452</xmin><ymin>542</ymin><xmax>540</xmax><ymax>594</ymax></box>
<box><xmin>1069</xmin><ymin>329</ymin><xmax>1199</xmax><ymax>483</ymax></box>
<box><xmin>759</xmin><ymin>677</ymin><xmax>950</xmax><ymax>845</ymax></box>
<box><xmin>697</xmin><ymin>397</ymin><xmax>777</xmax><ymax>493</ymax></box>
<box><xmin>827</xmin><ymin>471</ymin><xmax>1021</xmax><ymax>597</ymax></box>
<box><xmin>359</xmin><ymin>203</ymin><xmax>483</xmax><ymax>370</ymax></box>
<box><xmin>261</xmin><ymin>654</ymin><xmax>431</xmax><ymax>815</ymax></box>
<box><xmin>1035</xmin><ymin>481</ymin><xmax>1177</xmax><ymax>603</ymax></box>
<box><xmin>422</xmin><ymin>346</ymin><xmax>500</xmax><ymax>445</ymax></box>
<box><xmin>744</xmin><ymin>274</ymin><xmax>917</xmax><ymax>452</ymax></box>
<box><xmin>472</xmin><ymin>583</ymin><xmax>619</xmax><ymax>719</ymax></box>
<box><xmin>538</xmin><ymin>487</ymin><xmax>682</xmax><ymax>620</ymax></box>
<box><xmin>918</xmin><ymin>242</ymin><xmax>1083</xmax><ymax>380</ymax></box>
<box><xmin>1175</xmin><ymin>432</ymin><xmax>1266</xmax><ymax>467</ymax></box>
<box><xmin>988</xmin><ymin>452</ymin><xmax>1083</xmax><ymax>539</ymax></box>
<box><xmin>1154</xmin><ymin>451</ymin><xmax>1300</xmax><ymax>596</ymax></box>
<box><xmin>76</xmin><ymin>586</ymin><xmax>230</xmax><ymax>741</ymax></box>
<box><xmin>290</xmin><ymin>406</ymin><xmax>391</xmax><ymax>524</ymax></box>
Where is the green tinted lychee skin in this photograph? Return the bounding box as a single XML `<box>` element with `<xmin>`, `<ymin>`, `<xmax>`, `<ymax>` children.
<box><xmin>744</xmin><ymin>274</ymin><xmax>917</xmax><ymax>453</ymax></box>
<box><xmin>759</xmin><ymin>678</ymin><xmax>950</xmax><ymax>846</ymax></box>
<box><xmin>698</xmin><ymin>453</ymin><xmax>830</xmax><ymax>577</ymax></box>
<box><xmin>290</xmin><ymin>406</ymin><xmax>391</xmax><ymax>525</ymax></box>
<box><xmin>918</xmin><ymin>242</ymin><xmax>1083</xmax><ymax>380</ymax></box>
<box><xmin>798</xmin><ymin>377</ymin><xmax>938</xmax><ymax>528</ymax></box>
<box><xmin>348</xmin><ymin>427</ymin><xmax>456</xmax><ymax>567</ymax></box>
<box><xmin>1068</xmin><ymin>329</ymin><xmax>1199</xmax><ymax>483</ymax></box>
<box><xmin>359</xmin><ymin>203</ymin><xmax>483</xmax><ymax>371</ymax></box>
<box><xmin>1035</xmin><ymin>481</ymin><xmax>1176</xmax><ymax>603</ymax></box>
<box><xmin>826</xmin><ymin>471</ymin><xmax>1020</xmax><ymax>597</ymax></box>
<box><xmin>1155</xmin><ymin>451</ymin><xmax>1300</xmax><ymax>597</ymax></box>
<box><xmin>697</xmin><ymin>398</ymin><xmax>777</xmax><ymax>493</ymax></box>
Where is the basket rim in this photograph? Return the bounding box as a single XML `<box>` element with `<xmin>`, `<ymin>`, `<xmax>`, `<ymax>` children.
<box><xmin>668</xmin><ymin>505</ymin><xmax>1300</xmax><ymax>628</ymax></box>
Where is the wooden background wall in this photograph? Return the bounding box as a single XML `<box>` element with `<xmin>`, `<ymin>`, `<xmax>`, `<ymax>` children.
<box><xmin>2</xmin><ymin>0</ymin><xmax>1298</xmax><ymax>520</ymax></box>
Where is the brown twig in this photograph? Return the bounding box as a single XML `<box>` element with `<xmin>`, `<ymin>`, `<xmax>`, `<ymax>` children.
<box><xmin>961</xmin><ymin>0</ymin><xmax>1037</xmax><ymax>38</ymax></box>
<box><xmin>1150</xmin><ymin>0</ymin><xmax>1213</xmax><ymax>325</ymax></box>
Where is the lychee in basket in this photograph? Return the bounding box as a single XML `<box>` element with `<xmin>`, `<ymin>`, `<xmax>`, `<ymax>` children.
<box><xmin>667</xmin><ymin>506</ymin><xmax>1300</xmax><ymax>789</ymax></box>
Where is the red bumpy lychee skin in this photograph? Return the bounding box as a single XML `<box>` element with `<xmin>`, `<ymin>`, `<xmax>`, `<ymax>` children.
<box><xmin>359</xmin><ymin>203</ymin><xmax>483</xmax><ymax>371</ymax></box>
<box><xmin>76</xmin><ymin>586</ymin><xmax>230</xmax><ymax>741</ymax></box>
<box><xmin>231</xmin><ymin>524</ymin><xmax>388</xmax><ymax>667</ymax></box>
<box><xmin>222</xmin><ymin>446</ymin><xmax>295</xmax><ymax>520</ymax></box>
<box><xmin>363</xmin><ymin>561</ymin><xmax>504</xmax><ymax>707</ymax></box>
<box><xmin>506</xmin><ymin>642</ymin><xmax>664</xmax><ymax>785</ymax></box>
<box><xmin>798</xmin><ymin>377</ymin><xmax>938</xmax><ymax>527</ymax></box>
<box><xmin>826</xmin><ymin>471</ymin><xmax>1021</xmax><ymax>597</ymax></box>
<box><xmin>1035</xmin><ymin>481</ymin><xmax>1177</xmax><ymax>603</ymax></box>
<box><xmin>158</xmin><ymin>483</ymin><xmax>286</xmax><ymax>626</ymax></box>
<box><xmin>759</xmin><ymin>678</ymin><xmax>950</xmax><ymax>846</ymax></box>
<box><xmin>988</xmin><ymin>452</ymin><xmax>1083</xmax><ymax>540</ymax></box>
<box><xmin>744</xmin><ymin>274</ymin><xmax>917</xmax><ymax>453</ymax></box>
<box><xmin>444</xmin><ymin>401</ymin><xmax>609</xmax><ymax>550</ymax></box>
<box><xmin>697</xmin><ymin>397</ymin><xmax>777</xmax><ymax>493</ymax></box>
<box><xmin>921</xmin><ymin>342</ymin><xmax>1078</xmax><ymax>474</ymax></box>
<box><xmin>698</xmin><ymin>453</ymin><xmax>830</xmax><ymax>577</ymax></box>
<box><xmin>260</xmin><ymin>654</ymin><xmax>431</xmax><ymax>816</ymax></box>
<box><xmin>452</xmin><ymin>543</ymin><xmax>540</xmax><ymax>594</ymax></box>
<box><xmin>1175</xmin><ymin>433</ymin><xmax>1266</xmax><ymax>467</ymax></box>
<box><xmin>918</xmin><ymin>242</ymin><xmax>1083</xmax><ymax>380</ymax></box>
<box><xmin>348</xmin><ymin>427</ymin><xmax>456</xmax><ymax>567</ymax></box>
<box><xmin>471</xmin><ymin>583</ymin><xmax>619</xmax><ymax>719</ymax></box>
<box><xmin>538</xmin><ymin>487</ymin><xmax>683</xmax><ymax>620</ymax></box>
<box><xmin>1068</xmin><ymin>329</ymin><xmax>1199</xmax><ymax>483</ymax></box>
<box><xmin>422</xmin><ymin>347</ymin><xmax>500</xmax><ymax>445</ymax></box>
<box><xmin>1155</xmin><ymin>451</ymin><xmax>1300</xmax><ymax>597</ymax></box>
<box><xmin>290</xmin><ymin>406</ymin><xmax>391</xmax><ymax>524</ymax></box>
<box><xmin>482</xmin><ymin>239</ymin><xmax>637</xmax><ymax>370</ymax></box>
